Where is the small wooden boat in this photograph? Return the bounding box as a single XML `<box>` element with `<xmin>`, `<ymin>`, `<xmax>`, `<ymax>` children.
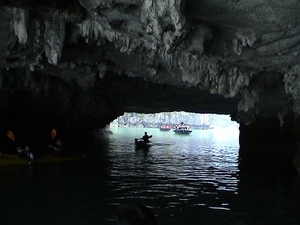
<box><xmin>134</xmin><ymin>138</ymin><xmax>152</xmax><ymax>149</ymax></box>
<box><xmin>0</xmin><ymin>155</ymin><xmax>90</xmax><ymax>166</ymax></box>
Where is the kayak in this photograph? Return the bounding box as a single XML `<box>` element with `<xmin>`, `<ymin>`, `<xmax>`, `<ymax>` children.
<box><xmin>0</xmin><ymin>155</ymin><xmax>90</xmax><ymax>166</ymax></box>
<box><xmin>134</xmin><ymin>138</ymin><xmax>152</xmax><ymax>149</ymax></box>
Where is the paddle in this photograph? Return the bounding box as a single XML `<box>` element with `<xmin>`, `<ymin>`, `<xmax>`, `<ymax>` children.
<box><xmin>51</xmin><ymin>128</ymin><xmax>57</xmax><ymax>140</ymax></box>
<box><xmin>6</xmin><ymin>130</ymin><xmax>15</xmax><ymax>142</ymax></box>
<box><xmin>2</xmin><ymin>130</ymin><xmax>15</xmax><ymax>156</ymax></box>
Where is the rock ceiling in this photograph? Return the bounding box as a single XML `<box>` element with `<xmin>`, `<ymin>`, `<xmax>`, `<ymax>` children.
<box><xmin>0</xmin><ymin>0</ymin><xmax>300</xmax><ymax>129</ymax></box>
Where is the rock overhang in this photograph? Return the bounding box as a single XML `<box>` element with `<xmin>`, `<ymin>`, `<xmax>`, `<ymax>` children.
<box><xmin>0</xmin><ymin>0</ymin><xmax>299</xmax><ymax>128</ymax></box>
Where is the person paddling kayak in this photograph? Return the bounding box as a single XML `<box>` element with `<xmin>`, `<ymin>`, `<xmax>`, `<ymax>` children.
<box><xmin>17</xmin><ymin>145</ymin><xmax>34</xmax><ymax>164</ymax></box>
<box><xmin>48</xmin><ymin>139</ymin><xmax>63</xmax><ymax>157</ymax></box>
<box><xmin>142</xmin><ymin>132</ymin><xmax>152</xmax><ymax>143</ymax></box>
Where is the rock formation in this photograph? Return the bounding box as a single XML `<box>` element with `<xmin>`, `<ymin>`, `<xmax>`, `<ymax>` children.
<box><xmin>0</xmin><ymin>0</ymin><xmax>300</xmax><ymax>172</ymax></box>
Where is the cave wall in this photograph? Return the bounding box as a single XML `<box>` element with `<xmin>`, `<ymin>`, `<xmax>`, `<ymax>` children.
<box><xmin>239</xmin><ymin>113</ymin><xmax>298</xmax><ymax>173</ymax></box>
<box><xmin>0</xmin><ymin>0</ymin><xmax>297</xmax><ymax>124</ymax></box>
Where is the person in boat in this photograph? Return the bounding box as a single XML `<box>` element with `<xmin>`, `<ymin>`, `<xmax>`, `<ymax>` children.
<box><xmin>16</xmin><ymin>146</ymin><xmax>26</xmax><ymax>158</ymax></box>
<box><xmin>178</xmin><ymin>122</ymin><xmax>185</xmax><ymax>128</ymax></box>
<box><xmin>142</xmin><ymin>132</ymin><xmax>152</xmax><ymax>143</ymax></box>
<box><xmin>48</xmin><ymin>139</ymin><xmax>63</xmax><ymax>157</ymax></box>
<box><xmin>114</xmin><ymin>202</ymin><xmax>157</xmax><ymax>225</ymax></box>
<box><xmin>17</xmin><ymin>145</ymin><xmax>34</xmax><ymax>164</ymax></box>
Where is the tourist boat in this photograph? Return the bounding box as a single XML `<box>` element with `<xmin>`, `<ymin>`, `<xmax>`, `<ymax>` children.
<box><xmin>173</xmin><ymin>123</ymin><xmax>192</xmax><ymax>134</ymax></box>
<box><xmin>159</xmin><ymin>124</ymin><xmax>172</xmax><ymax>131</ymax></box>
<box><xmin>134</xmin><ymin>138</ymin><xmax>152</xmax><ymax>149</ymax></box>
<box><xmin>0</xmin><ymin>155</ymin><xmax>90</xmax><ymax>166</ymax></box>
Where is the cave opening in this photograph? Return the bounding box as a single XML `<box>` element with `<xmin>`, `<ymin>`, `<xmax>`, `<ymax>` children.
<box><xmin>108</xmin><ymin>112</ymin><xmax>240</xmax><ymax>147</ymax></box>
<box><xmin>110</xmin><ymin>112</ymin><xmax>239</xmax><ymax>130</ymax></box>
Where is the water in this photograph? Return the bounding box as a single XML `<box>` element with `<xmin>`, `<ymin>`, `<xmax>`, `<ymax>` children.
<box><xmin>0</xmin><ymin>127</ymin><xmax>299</xmax><ymax>225</ymax></box>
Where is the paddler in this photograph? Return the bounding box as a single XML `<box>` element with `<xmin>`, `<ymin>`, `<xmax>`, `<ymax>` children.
<box><xmin>17</xmin><ymin>145</ymin><xmax>34</xmax><ymax>164</ymax></box>
<box><xmin>48</xmin><ymin>139</ymin><xmax>63</xmax><ymax>157</ymax></box>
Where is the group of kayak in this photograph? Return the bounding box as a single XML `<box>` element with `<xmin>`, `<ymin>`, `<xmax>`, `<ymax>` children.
<box><xmin>2</xmin><ymin>129</ymin><xmax>64</xmax><ymax>165</ymax></box>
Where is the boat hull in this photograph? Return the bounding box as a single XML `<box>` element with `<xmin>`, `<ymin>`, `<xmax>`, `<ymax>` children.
<box><xmin>160</xmin><ymin>128</ymin><xmax>171</xmax><ymax>131</ymax></box>
<box><xmin>173</xmin><ymin>123</ymin><xmax>193</xmax><ymax>134</ymax></box>
<box><xmin>174</xmin><ymin>130</ymin><xmax>192</xmax><ymax>134</ymax></box>
<box><xmin>0</xmin><ymin>155</ymin><xmax>90</xmax><ymax>166</ymax></box>
<box><xmin>134</xmin><ymin>139</ymin><xmax>152</xmax><ymax>149</ymax></box>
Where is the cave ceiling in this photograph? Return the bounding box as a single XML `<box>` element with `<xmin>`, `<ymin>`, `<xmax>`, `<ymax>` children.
<box><xmin>0</xmin><ymin>0</ymin><xmax>300</xmax><ymax>129</ymax></box>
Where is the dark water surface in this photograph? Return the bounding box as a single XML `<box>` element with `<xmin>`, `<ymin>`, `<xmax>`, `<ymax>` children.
<box><xmin>0</xmin><ymin>127</ymin><xmax>299</xmax><ymax>225</ymax></box>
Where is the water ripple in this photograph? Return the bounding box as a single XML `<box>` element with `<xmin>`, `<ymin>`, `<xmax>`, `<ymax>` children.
<box><xmin>107</xmin><ymin>127</ymin><xmax>240</xmax><ymax>215</ymax></box>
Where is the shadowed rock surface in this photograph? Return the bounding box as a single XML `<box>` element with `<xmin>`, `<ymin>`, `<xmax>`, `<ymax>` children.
<box><xmin>0</xmin><ymin>0</ymin><xmax>300</xmax><ymax>172</ymax></box>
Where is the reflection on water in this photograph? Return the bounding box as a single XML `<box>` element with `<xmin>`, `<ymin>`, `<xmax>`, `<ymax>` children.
<box><xmin>0</xmin><ymin>127</ymin><xmax>299</xmax><ymax>225</ymax></box>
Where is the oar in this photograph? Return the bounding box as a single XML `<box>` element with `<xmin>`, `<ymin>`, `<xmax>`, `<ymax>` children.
<box><xmin>51</xmin><ymin>128</ymin><xmax>57</xmax><ymax>140</ymax></box>
<box><xmin>6</xmin><ymin>130</ymin><xmax>15</xmax><ymax>141</ymax></box>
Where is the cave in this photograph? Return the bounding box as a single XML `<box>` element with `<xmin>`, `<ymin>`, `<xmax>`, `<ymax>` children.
<box><xmin>0</xmin><ymin>0</ymin><xmax>300</xmax><ymax>173</ymax></box>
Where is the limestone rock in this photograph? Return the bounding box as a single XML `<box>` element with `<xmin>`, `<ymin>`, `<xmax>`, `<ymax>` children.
<box><xmin>0</xmin><ymin>0</ymin><xmax>299</xmax><ymax>129</ymax></box>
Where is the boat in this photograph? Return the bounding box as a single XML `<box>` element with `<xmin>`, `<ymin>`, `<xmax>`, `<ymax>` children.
<box><xmin>134</xmin><ymin>138</ymin><xmax>152</xmax><ymax>149</ymax></box>
<box><xmin>160</xmin><ymin>124</ymin><xmax>172</xmax><ymax>131</ymax></box>
<box><xmin>0</xmin><ymin>154</ymin><xmax>90</xmax><ymax>166</ymax></box>
<box><xmin>173</xmin><ymin>123</ymin><xmax>192</xmax><ymax>134</ymax></box>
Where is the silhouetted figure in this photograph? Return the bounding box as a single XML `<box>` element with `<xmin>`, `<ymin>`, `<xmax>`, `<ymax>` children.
<box><xmin>17</xmin><ymin>145</ymin><xmax>34</xmax><ymax>164</ymax></box>
<box><xmin>48</xmin><ymin>139</ymin><xmax>63</xmax><ymax>157</ymax></box>
<box><xmin>142</xmin><ymin>132</ymin><xmax>152</xmax><ymax>143</ymax></box>
<box><xmin>114</xmin><ymin>202</ymin><xmax>157</xmax><ymax>225</ymax></box>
